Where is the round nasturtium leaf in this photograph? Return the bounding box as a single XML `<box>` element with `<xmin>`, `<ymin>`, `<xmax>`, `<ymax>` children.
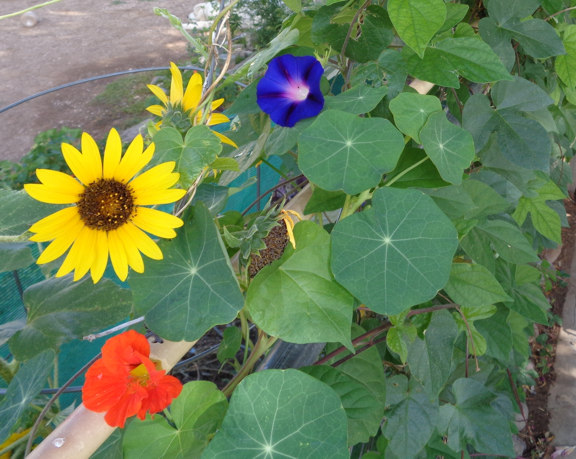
<box><xmin>331</xmin><ymin>187</ymin><xmax>458</xmax><ymax>315</ymax></box>
<box><xmin>203</xmin><ymin>369</ymin><xmax>349</xmax><ymax>458</ymax></box>
<box><xmin>298</xmin><ymin>110</ymin><xmax>405</xmax><ymax>195</ymax></box>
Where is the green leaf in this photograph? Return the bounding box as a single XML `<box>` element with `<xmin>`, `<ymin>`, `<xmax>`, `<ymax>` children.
<box><xmin>152</xmin><ymin>126</ymin><xmax>222</xmax><ymax>188</ymax></box>
<box><xmin>438</xmin><ymin>378</ymin><xmax>515</xmax><ymax>457</ymax></box>
<box><xmin>346</xmin><ymin>6</ymin><xmax>395</xmax><ymax>63</ymax></box>
<box><xmin>331</xmin><ymin>187</ymin><xmax>458</xmax><ymax>315</ymax></box>
<box><xmin>556</xmin><ymin>25</ymin><xmax>576</xmax><ymax>89</ymax></box>
<box><xmin>203</xmin><ymin>369</ymin><xmax>349</xmax><ymax>458</ymax></box>
<box><xmin>467</xmin><ymin>219</ymin><xmax>539</xmax><ymax>265</ymax></box>
<box><xmin>478</xmin><ymin>17</ymin><xmax>516</xmax><ymax>72</ymax></box>
<box><xmin>91</xmin><ymin>430</ymin><xmax>123</xmax><ymax>459</ymax></box>
<box><xmin>324</xmin><ymin>85</ymin><xmax>388</xmax><ymax>115</ymax></box>
<box><xmin>444</xmin><ymin>263</ymin><xmax>512</xmax><ymax>307</ymax></box>
<box><xmin>406</xmin><ymin>310</ymin><xmax>459</xmax><ymax>396</ymax></box>
<box><xmin>389</xmin><ymin>93</ymin><xmax>442</xmax><ymax>143</ymax></box>
<box><xmin>9</xmin><ymin>277</ymin><xmax>132</xmax><ymax>361</ymax></box>
<box><xmin>209</xmin><ymin>157</ymin><xmax>239</xmax><ymax>172</ymax></box>
<box><xmin>463</xmin><ymin>95</ymin><xmax>551</xmax><ymax>171</ymax></box>
<box><xmin>298</xmin><ymin>110</ymin><xmax>404</xmax><ymax>194</ymax></box>
<box><xmin>402</xmin><ymin>38</ymin><xmax>513</xmax><ymax>88</ymax></box>
<box><xmin>387</xmin><ymin>324</ymin><xmax>417</xmax><ymax>363</ymax></box>
<box><xmin>382</xmin><ymin>378</ymin><xmax>439</xmax><ymax>458</ymax></box>
<box><xmin>302</xmin><ymin>365</ymin><xmax>385</xmax><ymax>446</ymax></box>
<box><xmin>486</xmin><ymin>0</ymin><xmax>540</xmax><ymax>24</ymax></box>
<box><xmin>386</xmin><ymin>147</ymin><xmax>448</xmax><ymax>189</ymax></box>
<box><xmin>0</xmin><ymin>190</ymin><xmax>63</xmax><ymax>237</ymax></box>
<box><xmin>420</xmin><ymin>111</ymin><xmax>475</xmax><ymax>185</ymax></box>
<box><xmin>497</xmin><ymin>261</ymin><xmax>550</xmax><ymax>323</ymax></box>
<box><xmin>491</xmin><ymin>76</ymin><xmax>554</xmax><ymax>112</ymax></box>
<box><xmin>246</xmin><ymin>221</ymin><xmax>354</xmax><ymax>349</ymax></box>
<box><xmin>303</xmin><ymin>187</ymin><xmax>347</xmax><ymax>214</ymax></box>
<box><xmin>130</xmin><ymin>203</ymin><xmax>244</xmax><ymax>341</ymax></box>
<box><xmin>217</xmin><ymin>326</ymin><xmax>242</xmax><ymax>363</ymax></box>
<box><xmin>0</xmin><ymin>243</ymin><xmax>34</xmax><ymax>272</ymax></box>
<box><xmin>324</xmin><ymin>323</ymin><xmax>387</xmax><ymax>406</ymax></box>
<box><xmin>503</xmin><ymin>19</ymin><xmax>565</xmax><ymax>59</ymax></box>
<box><xmin>439</xmin><ymin>3</ymin><xmax>469</xmax><ymax>33</ymax></box>
<box><xmin>283</xmin><ymin>0</ymin><xmax>301</xmax><ymax>13</ymax></box>
<box><xmin>475</xmin><ymin>305</ymin><xmax>513</xmax><ymax>363</ymax></box>
<box><xmin>124</xmin><ymin>381</ymin><xmax>228</xmax><ymax>458</ymax></box>
<box><xmin>0</xmin><ymin>350</ymin><xmax>55</xmax><ymax>444</ymax></box>
<box><xmin>0</xmin><ymin>319</ymin><xmax>26</xmax><ymax>347</ymax></box>
<box><xmin>387</xmin><ymin>0</ymin><xmax>446</xmax><ymax>58</ymax></box>
<box><xmin>513</xmin><ymin>197</ymin><xmax>562</xmax><ymax>243</ymax></box>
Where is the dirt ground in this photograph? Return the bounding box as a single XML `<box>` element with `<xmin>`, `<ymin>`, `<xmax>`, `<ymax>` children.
<box><xmin>0</xmin><ymin>0</ymin><xmax>201</xmax><ymax>162</ymax></box>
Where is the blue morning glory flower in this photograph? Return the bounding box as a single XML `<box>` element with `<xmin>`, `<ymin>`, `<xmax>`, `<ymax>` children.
<box><xmin>256</xmin><ymin>54</ymin><xmax>324</xmax><ymax>128</ymax></box>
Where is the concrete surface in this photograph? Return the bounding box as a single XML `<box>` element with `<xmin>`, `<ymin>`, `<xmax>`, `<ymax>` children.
<box><xmin>548</xmin><ymin>239</ymin><xmax>576</xmax><ymax>453</ymax></box>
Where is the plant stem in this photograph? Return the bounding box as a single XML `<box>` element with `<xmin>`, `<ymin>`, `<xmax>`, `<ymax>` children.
<box><xmin>545</xmin><ymin>6</ymin><xmax>576</xmax><ymax>21</ymax></box>
<box><xmin>314</xmin><ymin>323</ymin><xmax>391</xmax><ymax>365</ymax></box>
<box><xmin>0</xmin><ymin>0</ymin><xmax>62</xmax><ymax>21</ymax></box>
<box><xmin>385</xmin><ymin>156</ymin><xmax>430</xmax><ymax>187</ymax></box>
<box><xmin>221</xmin><ymin>331</ymin><xmax>276</xmax><ymax>397</ymax></box>
<box><xmin>0</xmin><ymin>431</ymin><xmax>31</xmax><ymax>456</ymax></box>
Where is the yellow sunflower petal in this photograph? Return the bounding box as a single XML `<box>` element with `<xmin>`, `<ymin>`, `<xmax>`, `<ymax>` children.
<box><xmin>55</xmin><ymin>226</ymin><xmax>94</xmax><ymax>279</ymax></box>
<box><xmin>116</xmin><ymin>225</ymin><xmax>144</xmax><ymax>273</ymax></box>
<box><xmin>129</xmin><ymin>162</ymin><xmax>178</xmax><ymax>192</ymax></box>
<box><xmin>183</xmin><ymin>73</ymin><xmax>202</xmax><ymax>112</ymax></box>
<box><xmin>134</xmin><ymin>188</ymin><xmax>187</xmax><ymax>205</ymax></box>
<box><xmin>29</xmin><ymin>207</ymin><xmax>80</xmax><ymax>240</ymax></box>
<box><xmin>169</xmin><ymin>62</ymin><xmax>184</xmax><ymax>106</ymax></box>
<box><xmin>61</xmin><ymin>143</ymin><xmax>95</xmax><ymax>186</ymax></box>
<box><xmin>206</xmin><ymin>113</ymin><xmax>231</xmax><ymax>126</ymax></box>
<box><xmin>132</xmin><ymin>207</ymin><xmax>183</xmax><ymax>238</ymax></box>
<box><xmin>36</xmin><ymin>218</ymin><xmax>84</xmax><ymax>264</ymax></box>
<box><xmin>80</xmin><ymin>132</ymin><xmax>103</xmax><ymax>183</ymax></box>
<box><xmin>210</xmin><ymin>98</ymin><xmax>225</xmax><ymax>110</ymax></box>
<box><xmin>108</xmin><ymin>230</ymin><xmax>130</xmax><ymax>280</ymax></box>
<box><xmin>146</xmin><ymin>105</ymin><xmax>165</xmax><ymax>117</ymax></box>
<box><xmin>212</xmin><ymin>131</ymin><xmax>238</xmax><ymax>148</ymax></box>
<box><xmin>25</xmin><ymin>183</ymin><xmax>80</xmax><ymax>205</ymax></box>
<box><xmin>71</xmin><ymin>227</ymin><xmax>98</xmax><ymax>280</ymax></box>
<box><xmin>124</xmin><ymin>223</ymin><xmax>163</xmax><ymax>260</ymax></box>
<box><xmin>35</xmin><ymin>169</ymin><xmax>84</xmax><ymax>196</ymax></box>
<box><xmin>147</xmin><ymin>84</ymin><xmax>168</xmax><ymax>106</ymax></box>
<box><xmin>114</xmin><ymin>136</ymin><xmax>154</xmax><ymax>183</ymax></box>
<box><xmin>90</xmin><ymin>231</ymin><xmax>109</xmax><ymax>283</ymax></box>
<box><xmin>103</xmin><ymin>128</ymin><xmax>122</xmax><ymax>179</ymax></box>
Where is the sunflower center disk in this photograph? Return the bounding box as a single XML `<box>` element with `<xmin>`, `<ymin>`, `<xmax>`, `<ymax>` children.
<box><xmin>78</xmin><ymin>179</ymin><xmax>135</xmax><ymax>231</ymax></box>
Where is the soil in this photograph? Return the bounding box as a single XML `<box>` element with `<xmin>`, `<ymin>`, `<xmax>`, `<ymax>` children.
<box><xmin>0</xmin><ymin>0</ymin><xmax>200</xmax><ymax>163</ymax></box>
<box><xmin>523</xmin><ymin>197</ymin><xmax>576</xmax><ymax>457</ymax></box>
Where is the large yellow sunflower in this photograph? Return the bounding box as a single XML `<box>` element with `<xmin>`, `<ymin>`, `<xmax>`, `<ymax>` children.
<box><xmin>147</xmin><ymin>62</ymin><xmax>237</xmax><ymax>148</ymax></box>
<box><xmin>24</xmin><ymin>128</ymin><xmax>187</xmax><ymax>283</ymax></box>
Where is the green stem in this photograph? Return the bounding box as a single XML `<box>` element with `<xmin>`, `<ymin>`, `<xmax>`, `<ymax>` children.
<box><xmin>0</xmin><ymin>0</ymin><xmax>63</xmax><ymax>20</ymax></box>
<box><xmin>0</xmin><ymin>431</ymin><xmax>30</xmax><ymax>456</ymax></box>
<box><xmin>384</xmin><ymin>156</ymin><xmax>430</xmax><ymax>187</ymax></box>
<box><xmin>221</xmin><ymin>331</ymin><xmax>276</xmax><ymax>397</ymax></box>
<box><xmin>339</xmin><ymin>188</ymin><xmax>372</xmax><ymax>220</ymax></box>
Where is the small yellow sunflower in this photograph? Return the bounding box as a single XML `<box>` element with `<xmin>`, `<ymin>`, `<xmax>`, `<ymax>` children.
<box><xmin>147</xmin><ymin>62</ymin><xmax>237</xmax><ymax>148</ymax></box>
<box><xmin>24</xmin><ymin>128</ymin><xmax>187</xmax><ymax>283</ymax></box>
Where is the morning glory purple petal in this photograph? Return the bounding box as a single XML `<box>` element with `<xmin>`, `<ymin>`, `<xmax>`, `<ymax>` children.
<box><xmin>257</xmin><ymin>54</ymin><xmax>324</xmax><ymax>128</ymax></box>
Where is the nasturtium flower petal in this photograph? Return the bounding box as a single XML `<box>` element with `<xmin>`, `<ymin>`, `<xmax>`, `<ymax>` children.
<box><xmin>83</xmin><ymin>330</ymin><xmax>182</xmax><ymax>428</ymax></box>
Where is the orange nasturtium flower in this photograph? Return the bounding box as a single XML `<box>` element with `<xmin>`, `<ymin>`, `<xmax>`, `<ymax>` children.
<box><xmin>82</xmin><ymin>330</ymin><xmax>182</xmax><ymax>428</ymax></box>
<box><xmin>146</xmin><ymin>62</ymin><xmax>237</xmax><ymax>147</ymax></box>
<box><xmin>24</xmin><ymin>128</ymin><xmax>186</xmax><ymax>283</ymax></box>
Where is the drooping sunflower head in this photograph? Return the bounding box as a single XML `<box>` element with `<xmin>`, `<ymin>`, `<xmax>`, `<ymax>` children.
<box><xmin>24</xmin><ymin>128</ymin><xmax>187</xmax><ymax>283</ymax></box>
<box><xmin>146</xmin><ymin>62</ymin><xmax>237</xmax><ymax>147</ymax></box>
